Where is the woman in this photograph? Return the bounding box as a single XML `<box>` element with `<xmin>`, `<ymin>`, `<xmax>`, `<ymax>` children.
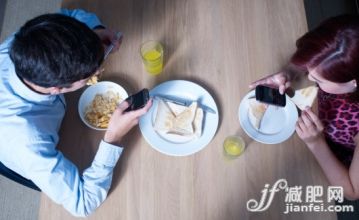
<box><xmin>250</xmin><ymin>14</ymin><xmax>359</xmax><ymax>200</ymax></box>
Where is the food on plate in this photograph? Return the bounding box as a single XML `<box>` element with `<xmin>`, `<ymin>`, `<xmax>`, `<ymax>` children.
<box><xmin>153</xmin><ymin>100</ymin><xmax>175</xmax><ymax>131</ymax></box>
<box><xmin>85</xmin><ymin>91</ymin><xmax>121</xmax><ymax>128</ymax></box>
<box><xmin>248</xmin><ymin>99</ymin><xmax>268</xmax><ymax>130</ymax></box>
<box><xmin>289</xmin><ymin>85</ymin><xmax>318</xmax><ymax>110</ymax></box>
<box><xmin>193</xmin><ymin>108</ymin><xmax>204</xmax><ymax>138</ymax></box>
<box><xmin>154</xmin><ymin>100</ymin><xmax>203</xmax><ymax>138</ymax></box>
<box><xmin>86</xmin><ymin>75</ymin><xmax>98</xmax><ymax>86</ymax></box>
<box><xmin>170</xmin><ymin>102</ymin><xmax>197</xmax><ymax>136</ymax></box>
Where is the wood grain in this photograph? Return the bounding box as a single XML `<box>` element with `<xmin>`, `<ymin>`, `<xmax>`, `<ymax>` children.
<box><xmin>39</xmin><ymin>0</ymin><xmax>336</xmax><ymax>219</ymax></box>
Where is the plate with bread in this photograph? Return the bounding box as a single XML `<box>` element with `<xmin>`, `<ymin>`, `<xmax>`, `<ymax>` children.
<box><xmin>238</xmin><ymin>90</ymin><xmax>298</xmax><ymax>144</ymax></box>
<box><xmin>139</xmin><ymin>80</ymin><xmax>219</xmax><ymax>156</ymax></box>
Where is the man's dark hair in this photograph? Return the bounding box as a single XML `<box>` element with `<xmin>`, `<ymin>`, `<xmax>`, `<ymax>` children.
<box><xmin>9</xmin><ymin>13</ymin><xmax>104</xmax><ymax>88</ymax></box>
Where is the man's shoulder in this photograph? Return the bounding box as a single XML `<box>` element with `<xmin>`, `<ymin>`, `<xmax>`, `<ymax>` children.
<box><xmin>0</xmin><ymin>119</ymin><xmax>55</xmax><ymax>143</ymax></box>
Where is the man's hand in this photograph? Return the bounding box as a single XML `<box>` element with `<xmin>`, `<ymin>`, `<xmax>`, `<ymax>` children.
<box><xmin>104</xmin><ymin>99</ymin><xmax>152</xmax><ymax>146</ymax></box>
<box><xmin>94</xmin><ymin>28</ymin><xmax>122</xmax><ymax>53</ymax></box>
<box><xmin>295</xmin><ymin>107</ymin><xmax>325</xmax><ymax>149</ymax></box>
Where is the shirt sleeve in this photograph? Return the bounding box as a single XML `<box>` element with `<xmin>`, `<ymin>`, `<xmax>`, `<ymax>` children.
<box><xmin>60</xmin><ymin>8</ymin><xmax>103</xmax><ymax>29</ymax></box>
<box><xmin>21</xmin><ymin>136</ymin><xmax>123</xmax><ymax>217</ymax></box>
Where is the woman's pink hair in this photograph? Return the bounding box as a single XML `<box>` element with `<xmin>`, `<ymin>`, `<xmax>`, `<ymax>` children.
<box><xmin>291</xmin><ymin>15</ymin><xmax>359</xmax><ymax>97</ymax></box>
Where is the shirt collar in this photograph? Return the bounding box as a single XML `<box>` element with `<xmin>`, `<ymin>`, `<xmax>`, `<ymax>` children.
<box><xmin>8</xmin><ymin>67</ymin><xmax>57</xmax><ymax>103</ymax></box>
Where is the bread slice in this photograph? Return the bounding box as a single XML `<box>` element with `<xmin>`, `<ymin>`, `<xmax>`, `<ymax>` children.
<box><xmin>154</xmin><ymin>100</ymin><xmax>204</xmax><ymax>138</ymax></box>
<box><xmin>290</xmin><ymin>86</ymin><xmax>318</xmax><ymax>110</ymax></box>
<box><xmin>169</xmin><ymin>102</ymin><xmax>197</xmax><ymax>136</ymax></box>
<box><xmin>248</xmin><ymin>99</ymin><xmax>268</xmax><ymax>129</ymax></box>
<box><xmin>167</xmin><ymin>102</ymin><xmax>188</xmax><ymax>116</ymax></box>
<box><xmin>193</xmin><ymin>108</ymin><xmax>204</xmax><ymax>138</ymax></box>
<box><xmin>153</xmin><ymin>100</ymin><xmax>175</xmax><ymax>132</ymax></box>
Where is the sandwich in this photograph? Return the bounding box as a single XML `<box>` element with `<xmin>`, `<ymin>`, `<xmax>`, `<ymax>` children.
<box><xmin>193</xmin><ymin>108</ymin><xmax>204</xmax><ymax>138</ymax></box>
<box><xmin>248</xmin><ymin>99</ymin><xmax>268</xmax><ymax>130</ymax></box>
<box><xmin>290</xmin><ymin>86</ymin><xmax>318</xmax><ymax>110</ymax></box>
<box><xmin>170</xmin><ymin>102</ymin><xmax>197</xmax><ymax>136</ymax></box>
<box><xmin>153</xmin><ymin>100</ymin><xmax>175</xmax><ymax>131</ymax></box>
<box><xmin>153</xmin><ymin>100</ymin><xmax>203</xmax><ymax>138</ymax></box>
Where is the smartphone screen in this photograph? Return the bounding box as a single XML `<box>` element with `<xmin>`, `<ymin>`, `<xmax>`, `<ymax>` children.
<box><xmin>125</xmin><ymin>89</ymin><xmax>150</xmax><ymax>112</ymax></box>
<box><xmin>255</xmin><ymin>85</ymin><xmax>286</xmax><ymax>107</ymax></box>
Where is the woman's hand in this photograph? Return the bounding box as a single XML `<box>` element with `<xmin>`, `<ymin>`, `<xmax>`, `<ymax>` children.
<box><xmin>249</xmin><ymin>71</ymin><xmax>291</xmax><ymax>95</ymax></box>
<box><xmin>249</xmin><ymin>64</ymin><xmax>305</xmax><ymax>94</ymax></box>
<box><xmin>104</xmin><ymin>99</ymin><xmax>152</xmax><ymax>146</ymax></box>
<box><xmin>295</xmin><ymin>107</ymin><xmax>325</xmax><ymax>148</ymax></box>
<box><xmin>94</xmin><ymin>28</ymin><xmax>122</xmax><ymax>53</ymax></box>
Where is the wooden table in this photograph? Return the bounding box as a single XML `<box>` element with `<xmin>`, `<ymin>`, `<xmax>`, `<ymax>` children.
<box><xmin>39</xmin><ymin>0</ymin><xmax>336</xmax><ymax>219</ymax></box>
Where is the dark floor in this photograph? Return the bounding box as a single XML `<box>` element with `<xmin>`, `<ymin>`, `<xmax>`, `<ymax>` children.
<box><xmin>335</xmin><ymin>199</ymin><xmax>359</xmax><ymax>220</ymax></box>
<box><xmin>304</xmin><ymin>0</ymin><xmax>359</xmax><ymax>30</ymax></box>
<box><xmin>0</xmin><ymin>0</ymin><xmax>6</xmax><ymax>36</ymax></box>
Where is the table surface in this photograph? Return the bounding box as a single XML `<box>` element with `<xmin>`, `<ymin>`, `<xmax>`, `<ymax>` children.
<box><xmin>39</xmin><ymin>0</ymin><xmax>336</xmax><ymax>219</ymax></box>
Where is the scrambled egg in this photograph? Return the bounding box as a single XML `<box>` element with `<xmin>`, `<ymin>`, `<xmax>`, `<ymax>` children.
<box><xmin>85</xmin><ymin>91</ymin><xmax>121</xmax><ymax>128</ymax></box>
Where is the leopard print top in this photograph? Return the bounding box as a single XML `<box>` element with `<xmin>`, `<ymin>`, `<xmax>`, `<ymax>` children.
<box><xmin>318</xmin><ymin>88</ymin><xmax>359</xmax><ymax>166</ymax></box>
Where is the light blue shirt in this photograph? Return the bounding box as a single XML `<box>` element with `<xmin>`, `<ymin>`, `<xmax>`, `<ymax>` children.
<box><xmin>0</xmin><ymin>9</ymin><xmax>123</xmax><ymax>217</ymax></box>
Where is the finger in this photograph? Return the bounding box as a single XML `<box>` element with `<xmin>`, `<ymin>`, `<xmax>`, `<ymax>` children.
<box><xmin>102</xmin><ymin>30</ymin><xmax>114</xmax><ymax>45</ymax></box>
<box><xmin>131</xmin><ymin>99</ymin><xmax>153</xmax><ymax>118</ymax></box>
<box><xmin>249</xmin><ymin>73</ymin><xmax>276</xmax><ymax>88</ymax></box>
<box><xmin>250</xmin><ymin>73</ymin><xmax>288</xmax><ymax>90</ymax></box>
<box><xmin>301</xmin><ymin>112</ymin><xmax>314</xmax><ymax>128</ymax></box>
<box><xmin>297</xmin><ymin>118</ymin><xmax>307</xmax><ymax>130</ymax></box>
<box><xmin>143</xmin><ymin>99</ymin><xmax>153</xmax><ymax>111</ymax></box>
<box><xmin>100</xmin><ymin>29</ymin><xmax>117</xmax><ymax>47</ymax></box>
<box><xmin>117</xmin><ymin>101</ymin><xmax>130</xmax><ymax>112</ymax></box>
<box><xmin>138</xmin><ymin>99</ymin><xmax>153</xmax><ymax>113</ymax></box>
<box><xmin>284</xmin><ymin>81</ymin><xmax>291</xmax><ymax>89</ymax></box>
<box><xmin>279</xmin><ymin>81</ymin><xmax>291</xmax><ymax>95</ymax></box>
<box><xmin>266</xmin><ymin>78</ymin><xmax>277</xmax><ymax>86</ymax></box>
<box><xmin>249</xmin><ymin>77</ymin><xmax>263</xmax><ymax>88</ymax></box>
<box><xmin>249</xmin><ymin>80</ymin><xmax>263</xmax><ymax>89</ymax></box>
<box><xmin>304</xmin><ymin>107</ymin><xmax>323</xmax><ymax>129</ymax></box>
<box><xmin>113</xmin><ymin>35</ymin><xmax>123</xmax><ymax>51</ymax></box>
<box><xmin>298</xmin><ymin>121</ymin><xmax>307</xmax><ymax>132</ymax></box>
<box><xmin>279</xmin><ymin>85</ymin><xmax>286</xmax><ymax>95</ymax></box>
<box><xmin>249</xmin><ymin>79</ymin><xmax>273</xmax><ymax>89</ymax></box>
<box><xmin>295</xmin><ymin>123</ymin><xmax>303</xmax><ymax>135</ymax></box>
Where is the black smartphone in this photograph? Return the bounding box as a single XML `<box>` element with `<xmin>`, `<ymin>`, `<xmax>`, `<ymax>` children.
<box><xmin>124</xmin><ymin>89</ymin><xmax>150</xmax><ymax>112</ymax></box>
<box><xmin>255</xmin><ymin>85</ymin><xmax>286</xmax><ymax>107</ymax></box>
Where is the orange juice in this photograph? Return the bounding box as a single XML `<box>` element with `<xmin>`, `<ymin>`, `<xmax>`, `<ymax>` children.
<box><xmin>223</xmin><ymin>136</ymin><xmax>246</xmax><ymax>157</ymax></box>
<box><xmin>140</xmin><ymin>41</ymin><xmax>163</xmax><ymax>75</ymax></box>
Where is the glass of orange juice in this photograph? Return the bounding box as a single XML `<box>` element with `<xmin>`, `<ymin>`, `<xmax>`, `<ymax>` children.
<box><xmin>223</xmin><ymin>135</ymin><xmax>246</xmax><ymax>158</ymax></box>
<box><xmin>140</xmin><ymin>41</ymin><xmax>164</xmax><ymax>75</ymax></box>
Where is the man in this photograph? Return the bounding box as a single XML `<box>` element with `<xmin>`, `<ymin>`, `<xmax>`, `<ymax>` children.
<box><xmin>0</xmin><ymin>9</ymin><xmax>151</xmax><ymax>217</ymax></box>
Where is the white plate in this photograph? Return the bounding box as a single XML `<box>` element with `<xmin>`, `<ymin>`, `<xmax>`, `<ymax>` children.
<box><xmin>238</xmin><ymin>90</ymin><xmax>298</xmax><ymax>144</ymax></box>
<box><xmin>78</xmin><ymin>81</ymin><xmax>128</xmax><ymax>130</ymax></box>
<box><xmin>139</xmin><ymin>80</ymin><xmax>219</xmax><ymax>156</ymax></box>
